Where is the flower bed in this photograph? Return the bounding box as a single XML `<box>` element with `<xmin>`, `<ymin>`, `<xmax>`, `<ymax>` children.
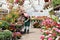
<box><xmin>40</xmin><ymin>17</ymin><xmax>60</xmax><ymax>40</ymax></box>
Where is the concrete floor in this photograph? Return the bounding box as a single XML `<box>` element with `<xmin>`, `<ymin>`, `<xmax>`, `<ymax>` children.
<box><xmin>19</xmin><ymin>28</ymin><xmax>42</xmax><ymax>40</ymax></box>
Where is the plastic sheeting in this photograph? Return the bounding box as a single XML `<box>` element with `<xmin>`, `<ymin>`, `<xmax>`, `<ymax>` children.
<box><xmin>23</xmin><ymin>0</ymin><xmax>50</xmax><ymax>17</ymax></box>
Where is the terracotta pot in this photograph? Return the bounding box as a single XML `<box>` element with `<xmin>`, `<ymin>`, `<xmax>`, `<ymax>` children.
<box><xmin>44</xmin><ymin>0</ymin><xmax>49</xmax><ymax>2</ymax></box>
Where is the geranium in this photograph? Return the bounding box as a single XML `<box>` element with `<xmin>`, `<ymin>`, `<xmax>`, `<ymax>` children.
<box><xmin>56</xmin><ymin>24</ymin><xmax>60</xmax><ymax>28</ymax></box>
<box><xmin>40</xmin><ymin>17</ymin><xmax>59</xmax><ymax>40</ymax></box>
<box><xmin>45</xmin><ymin>31</ymin><xmax>50</xmax><ymax>35</ymax></box>
<box><xmin>40</xmin><ymin>35</ymin><xmax>45</xmax><ymax>40</ymax></box>
<box><xmin>53</xmin><ymin>28</ymin><xmax>60</xmax><ymax>33</ymax></box>
<box><xmin>42</xmin><ymin>18</ymin><xmax>57</xmax><ymax>29</ymax></box>
<box><xmin>48</xmin><ymin>37</ymin><xmax>53</xmax><ymax>40</ymax></box>
<box><xmin>43</xmin><ymin>30</ymin><xmax>50</xmax><ymax>35</ymax></box>
<box><xmin>52</xmin><ymin>33</ymin><xmax>56</xmax><ymax>37</ymax></box>
<box><xmin>13</xmin><ymin>32</ymin><xmax>22</xmax><ymax>38</ymax></box>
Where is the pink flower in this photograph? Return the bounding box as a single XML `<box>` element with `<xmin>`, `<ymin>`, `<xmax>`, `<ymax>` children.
<box><xmin>14</xmin><ymin>0</ymin><xmax>19</xmax><ymax>3</ymax></box>
<box><xmin>41</xmin><ymin>18</ymin><xmax>56</xmax><ymax>28</ymax></box>
<box><xmin>57</xmin><ymin>24</ymin><xmax>60</xmax><ymax>28</ymax></box>
<box><xmin>40</xmin><ymin>35</ymin><xmax>45</xmax><ymax>40</ymax></box>
<box><xmin>52</xmin><ymin>33</ymin><xmax>56</xmax><ymax>37</ymax></box>
<box><xmin>45</xmin><ymin>31</ymin><xmax>50</xmax><ymax>35</ymax></box>
<box><xmin>57</xmin><ymin>30</ymin><xmax>60</xmax><ymax>33</ymax></box>
<box><xmin>53</xmin><ymin>28</ymin><xmax>60</xmax><ymax>33</ymax></box>
<box><xmin>40</xmin><ymin>29</ymin><xmax>43</xmax><ymax>32</ymax></box>
<box><xmin>48</xmin><ymin>37</ymin><xmax>53</xmax><ymax>40</ymax></box>
<box><xmin>51</xmin><ymin>21</ymin><xmax>57</xmax><ymax>26</ymax></box>
<box><xmin>53</xmin><ymin>28</ymin><xmax>58</xmax><ymax>31</ymax></box>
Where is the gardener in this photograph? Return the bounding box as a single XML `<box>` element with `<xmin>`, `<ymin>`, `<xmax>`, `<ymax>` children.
<box><xmin>24</xmin><ymin>15</ymin><xmax>30</xmax><ymax>34</ymax></box>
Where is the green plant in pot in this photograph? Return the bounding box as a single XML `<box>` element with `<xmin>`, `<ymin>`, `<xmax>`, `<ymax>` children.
<box><xmin>49</xmin><ymin>10</ymin><xmax>55</xmax><ymax>17</ymax></box>
<box><xmin>5</xmin><ymin>10</ymin><xmax>19</xmax><ymax>23</ymax></box>
<box><xmin>0</xmin><ymin>32</ymin><xmax>5</xmax><ymax>40</ymax></box>
<box><xmin>5</xmin><ymin>14</ymin><xmax>12</xmax><ymax>23</ymax></box>
<box><xmin>0</xmin><ymin>20</ymin><xmax>9</xmax><ymax>30</ymax></box>
<box><xmin>0</xmin><ymin>21</ymin><xmax>3</xmax><ymax>28</ymax></box>
<box><xmin>3</xmin><ymin>30</ymin><xmax>12</xmax><ymax>40</ymax></box>
<box><xmin>0</xmin><ymin>35</ymin><xmax>5</xmax><ymax>40</ymax></box>
<box><xmin>52</xmin><ymin>0</ymin><xmax>60</xmax><ymax>7</ymax></box>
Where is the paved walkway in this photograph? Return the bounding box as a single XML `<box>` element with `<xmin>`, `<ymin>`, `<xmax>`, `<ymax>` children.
<box><xmin>19</xmin><ymin>28</ymin><xmax>42</xmax><ymax>40</ymax></box>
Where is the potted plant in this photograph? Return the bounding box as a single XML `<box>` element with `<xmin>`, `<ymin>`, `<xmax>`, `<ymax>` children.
<box><xmin>52</xmin><ymin>0</ymin><xmax>60</xmax><ymax>7</ymax></box>
<box><xmin>0</xmin><ymin>32</ymin><xmax>4</xmax><ymax>40</ymax></box>
<box><xmin>5</xmin><ymin>10</ymin><xmax>19</xmax><ymax>23</ymax></box>
<box><xmin>13</xmin><ymin>32</ymin><xmax>22</xmax><ymax>39</ymax></box>
<box><xmin>3</xmin><ymin>30</ymin><xmax>12</xmax><ymax>40</ymax></box>
<box><xmin>0</xmin><ymin>20</ymin><xmax>9</xmax><ymax>30</ymax></box>
<box><xmin>33</xmin><ymin>22</ymin><xmax>40</xmax><ymax>28</ymax></box>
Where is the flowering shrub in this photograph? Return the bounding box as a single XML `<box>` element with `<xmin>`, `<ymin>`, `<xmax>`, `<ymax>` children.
<box><xmin>40</xmin><ymin>17</ymin><xmax>60</xmax><ymax>40</ymax></box>
<box><xmin>33</xmin><ymin>22</ymin><xmax>40</xmax><ymax>28</ymax></box>
<box><xmin>13</xmin><ymin>32</ymin><xmax>22</xmax><ymax>39</ymax></box>
<box><xmin>41</xmin><ymin>18</ymin><xmax>57</xmax><ymax>29</ymax></box>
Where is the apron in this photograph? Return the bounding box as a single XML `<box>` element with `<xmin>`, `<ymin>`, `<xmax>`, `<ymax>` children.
<box><xmin>24</xmin><ymin>17</ymin><xmax>30</xmax><ymax>26</ymax></box>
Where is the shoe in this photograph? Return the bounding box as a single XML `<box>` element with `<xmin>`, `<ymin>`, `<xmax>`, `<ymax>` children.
<box><xmin>24</xmin><ymin>29</ymin><xmax>26</xmax><ymax>34</ymax></box>
<box><xmin>27</xmin><ymin>29</ymin><xmax>29</xmax><ymax>34</ymax></box>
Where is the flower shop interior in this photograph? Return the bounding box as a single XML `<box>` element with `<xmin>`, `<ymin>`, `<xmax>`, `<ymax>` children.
<box><xmin>0</xmin><ymin>0</ymin><xmax>60</xmax><ymax>40</ymax></box>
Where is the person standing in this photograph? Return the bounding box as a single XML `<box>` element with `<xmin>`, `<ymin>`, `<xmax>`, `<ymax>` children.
<box><xmin>24</xmin><ymin>16</ymin><xmax>30</xmax><ymax>34</ymax></box>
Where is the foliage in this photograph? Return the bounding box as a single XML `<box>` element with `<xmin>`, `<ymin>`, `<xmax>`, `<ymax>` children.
<box><xmin>0</xmin><ymin>35</ymin><xmax>4</xmax><ymax>40</ymax></box>
<box><xmin>0</xmin><ymin>30</ymin><xmax>12</xmax><ymax>40</ymax></box>
<box><xmin>5</xmin><ymin>10</ymin><xmax>19</xmax><ymax>23</ymax></box>
<box><xmin>49</xmin><ymin>10</ymin><xmax>55</xmax><ymax>16</ymax></box>
<box><xmin>0</xmin><ymin>20</ymin><xmax>9</xmax><ymax>29</ymax></box>
<box><xmin>51</xmin><ymin>15</ymin><xmax>58</xmax><ymax>22</ymax></box>
<box><xmin>33</xmin><ymin>22</ymin><xmax>40</xmax><ymax>28</ymax></box>
<box><xmin>13</xmin><ymin>32</ymin><xmax>22</xmax><ymax>39</ymax></box>
<box><xmin>41</xmin><ymin>18</ymin><xmax>57</xmax><ymax>29</ymax></box>
<box><xmin>40</xmin><ymin>17</ymin><xmax>60</xmax><ymax>40</ymax></box>
<box><xmin>3</xmin><ymin>30</ymin><xmax>12</xmax><ymax>38</ymax></box>
<box><xmin>0</xmin><ymin>32</ymin><xmax>4</xmax><ymax>40</ymax></box>
<box><xmin>9</xmin><ymin>0</ymin><xmax>14</xmax><ymax>3</ymax></box>
<box><xmin>52</xmin><ymin>0</ymin><xmax>60</xmax><ymax>7</ymax></box>
<box><xmin>18</xmin><ymin>0</ymin><xmax>24</xmax><ymax>5</ymax></box>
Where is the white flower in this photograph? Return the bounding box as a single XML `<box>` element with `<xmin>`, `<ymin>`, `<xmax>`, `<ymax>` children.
<box><xmin>56</xmin><ymin>36</ymin><xmax>60</xmax><ymax>40</ymax></box>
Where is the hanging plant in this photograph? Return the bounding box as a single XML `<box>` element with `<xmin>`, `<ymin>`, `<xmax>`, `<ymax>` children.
<box><xmin>18</xmin><ymin>0</ymin><xmax>24</xmax><ymax>5</ymax></box>
<box><xmin>9</xmin><ymin>0</ymin><xmax>14</xmax><ymax>3</ymax></box>
<box><xmin>52</xmin><ymin>0</ymin><xmax>60</xmax><ymax>7</ymax></box>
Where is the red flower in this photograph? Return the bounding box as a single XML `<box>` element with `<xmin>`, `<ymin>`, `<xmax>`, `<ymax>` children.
<box><xmin>15</xmin><ymin>0</ymin><xmax>19</xmax><ymax>3</ymax></box>
<box><xmin>56</xmin><ymin>24</ymin><xmax>60</xmax><ymax>28</ymax></box>
<box><xmin>13</xmin><ymin>32</ymin><xmax>22</xmax><ymax>38</ymax></box>
<box><xmin>41</xmin><ymin>17</ymin><xmax>57</xmax><ymax>28</ymax></box>
<box><xmin>45</xmin><ymin>31</ymin><xmax>50</xmax><ymax>35</ymax></box>
<box><xmin>52</xmin><ymin>33</ymin><xmax>56</xmax><ymax>37</ymax></box>
<box><xmin>40</xmin><ymin>35</ymin><xmax>45</xmax><ymax>40</ymax></box>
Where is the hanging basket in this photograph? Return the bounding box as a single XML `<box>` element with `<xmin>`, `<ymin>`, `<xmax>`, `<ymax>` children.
<box><xmin>44</xmin><ymin>0</ymin><xmax>49</xmax><ymax>2</ymax></box>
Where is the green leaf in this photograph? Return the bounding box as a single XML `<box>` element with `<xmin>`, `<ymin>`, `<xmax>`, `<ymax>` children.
<box><xmin>52</xmin><ymin>0</ymin><xmax>60</xmax><ymax>7</ymax></box>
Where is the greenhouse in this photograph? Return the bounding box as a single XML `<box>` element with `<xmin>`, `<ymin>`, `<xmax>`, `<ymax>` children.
<box><xmin>0</xmin><ymin>0</ymin><xmax>60</xmax><ymax>40</ymax></box>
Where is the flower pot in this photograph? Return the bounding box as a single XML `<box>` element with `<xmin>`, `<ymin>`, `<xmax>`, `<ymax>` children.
<box><xmin>17</xmin><ymin>36</ymin><xmax>21</xmax><ymax>39</ymax></box>
<box><xmin>44</xmin><ymin>0</ymin><xmax>49</xmax><ymax>2</ymax></box>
